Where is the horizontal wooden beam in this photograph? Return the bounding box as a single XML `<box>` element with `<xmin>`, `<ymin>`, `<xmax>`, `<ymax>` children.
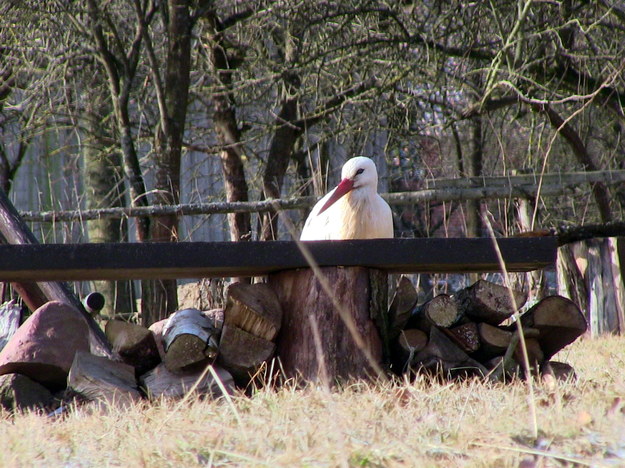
<box><xmin>0</xmin><ymin>237</ymin><xmax>557</xmax><ymax>281</ymax></box>
<box><xmin>18</xmin><ymin>171</ymin><xmax>625</xmax><ymax>223</ymax></box>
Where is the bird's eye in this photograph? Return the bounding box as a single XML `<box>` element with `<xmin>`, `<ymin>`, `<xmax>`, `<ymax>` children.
<box><xmin>355</xmin><ymin>168</ymin><xmax>364</xmax><ymax>175</ymax></box>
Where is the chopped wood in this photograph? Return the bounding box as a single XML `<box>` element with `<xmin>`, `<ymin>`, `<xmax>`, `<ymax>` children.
<box><xmin>202</xmin><ymin>308</ymin><xmax>225</xmax><ymax>330</ymax></box>
<box><xmin>513</xmin><ymin>337</ymin><xmax>544</xmax><ymax>376</ymax></box>
<box><xmin>519</xmin><ymin>295</ymin><xmax>587</xmax><ymax>359</ymax></box>
<box><xmin>442</xmin><ymin>321</ymin><xmax>480</xmax><ymax>353</ymax></box>
<box><xmin>540</xmin><ymin>361</ymin><xmax>576</xmax><ymax>382</ymax></box>
<box><xmin>105</xmin><ymin>320</ymin><xmax>161</xmax><ymax>375</ymax></box>
<box><xmin>454</xmin><ymin>279</ymin><xmax>527</xmax><ymax>325</ymax></box>
<box><xmin>477</xmin><ymin>322</ymin><xmax>512</xmax><ymax>357</ymax></box>
<box><xmin>391</xmin><ymin>329</ymin><xmax>428</xmax><ymax>374</ymax></box>
<box><xmin>68</xmin><ymin>351</ymin><xmax>142</xmax><ymax>407</ymax></box>
<box><xmin>224</xmin><ymin>282</ymin><xmax>282</xmax><ymax>341</ymax></box>
<box><xmin>0</xmin><ymin>373</ymin><xmax>54</xmax><ymax>411</ymax></box>
<box><xmin>407</xmin><ymin>294</ymin><xmax>460</xmax><ymax>331</ymax></box>
<box><xmin>0</xmin><ymin>300</ymin><xmax>21</xmax><ymax>352</ymax></box>
<box><xmin>217</xmin><ymin>324</ymin><xmax>275</xmax><ymax>384</ymax></box>
<box><xmin>388</xmin><ymin>276</ymin><xmax>418</xmax><ymax>339</ymax></box>
<box><xmin>162</xmin><ymin>308</ymin><xmax>219</xmax><ymax>373</ymax></box>
<box><xmin>483</xmin><ymin>355</ymin><xmax>522</xmax><ymax>381</ymax></box>
<box><xmin>411</xmin><ymin>326</ymin><xmax>488</xmax><ymax>378</ymax></box>
<box><xmin>489</xmin><ymin>327</ymin><xmax>540</xmax><ymax>382</ymax></box>
<box><xmin>140</xmin><ymin>363</ymin><xmax>234</xmax><ymax>399</ymax></box>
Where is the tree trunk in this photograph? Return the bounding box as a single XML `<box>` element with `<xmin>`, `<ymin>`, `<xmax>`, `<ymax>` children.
<box><xmin>268</xmin><ymin>267</ymin><xmax>387</xmax><ymax>383</ymax></box>
<box><xmin>557</xmin><ymin>239</ymin><xmax>625</xmax><ymax>335</ymax></box>
<box><xmin>81</xmin><ymin>75</ymin><xmax>133</xmax><ymax>319</ymax></box>
<box><xmin>466</xmin><ymin>108</ymin><xmax>484</xmax><ymax>240</ymax></box>
<box><xmin>141</xmin><ymin>0</ymin><xmax>192</xmax><ymax>326</ymax></box>
<box><xmin>535</xmin><ymin>103</ymin><xmax>613</xmax><ymax>222</ymax></box>
<box><xmin>203</xmin><ymin>12</ymin><xmax>251</xmax><ymax>242</ymax></box>
<box><xmin>260</xmin><ymin>27</ymin><xmax>302</xmax><ymax>241</ymax></box>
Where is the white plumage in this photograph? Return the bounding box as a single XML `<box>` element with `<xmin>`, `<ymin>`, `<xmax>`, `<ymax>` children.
<box><xmin>300</xmin><ymin>157</ymin><xmax>394</xmax><ymax>240</ymax></box>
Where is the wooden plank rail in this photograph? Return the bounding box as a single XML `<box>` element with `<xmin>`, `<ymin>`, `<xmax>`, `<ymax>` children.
<box><xmin>0</xmin><ymin>237</ymin><xmax>558</xmax><ymax>281</ymax></box>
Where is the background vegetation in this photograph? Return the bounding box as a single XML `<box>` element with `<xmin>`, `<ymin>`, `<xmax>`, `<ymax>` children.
<box><xmin>2</xmin><ymin>1</ymin><xmax>624</xmax><ymax>323</ymax></box>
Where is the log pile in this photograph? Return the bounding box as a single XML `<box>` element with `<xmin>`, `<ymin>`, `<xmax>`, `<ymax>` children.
<box><xmin>0</xmin><ymin>273</ymin><xmax>589</xmax><ymax>413</ymax></box>
<box><xmin>0</xmin><ymin>282</ymin><xmax>285</xmax><ymax>411</ymax></box>
<box><xmin>390</xmin><ymin>278</ymin><xmax>587</xmax><ymax>381</ymax></box>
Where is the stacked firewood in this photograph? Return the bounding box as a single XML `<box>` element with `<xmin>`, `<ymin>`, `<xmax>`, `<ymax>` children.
<box><xmin>87</xmin><ymin>281</ymin><xmax>283</xmax><ymax>403</ymax></box>
<box><xmin>0</xmin><ymin>282</ymin><xmax>283</xmax><ymax>411</ymax></box>
<box><xmin>388</xmin><ymin>277</ymin><xmax>587</xmax><ymax>381</ymax></box>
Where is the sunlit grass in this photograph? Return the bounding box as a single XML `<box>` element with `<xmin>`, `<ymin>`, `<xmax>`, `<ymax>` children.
<box><xmin>1</xmin><ymin>335</ymin><xmax>624</xmax><ymax>467</ymax></box>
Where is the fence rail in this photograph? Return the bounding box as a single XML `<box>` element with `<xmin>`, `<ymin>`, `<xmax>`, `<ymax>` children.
<box><xmin>17</xmin><ymin>170</ymin><xmax>625</xmax><ymax>223</ymax></box>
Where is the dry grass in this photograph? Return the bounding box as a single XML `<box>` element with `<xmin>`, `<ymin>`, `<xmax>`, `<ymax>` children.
<box><xmin>1</xmin><ymin>335</ymin><xmax>624</xmax><ymax>467</ymax></box>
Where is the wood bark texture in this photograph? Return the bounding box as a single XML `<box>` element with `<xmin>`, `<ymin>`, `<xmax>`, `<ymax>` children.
<box><xmin>269</xmin><ymin>267</ymin><xmax>386</xmax><ymax>383</ymax></box>
<box><xmin>68</xmin><ymin>351</ymin><xmax>141</xmax><ymax>408</ymax></box>
<box><xmin>224</xmin><ymin>282</ymin><xmax>282</xmax><ymax>341</ymax></box>
<box><xmin>162</xmin><ymin>308</ymin><xmax>219</xmax><ymax>372</ymax></box>
<box><xmin>105</xmin><ymin>320</ymin><xmax>161</xmax><ymax>375</ymax></box>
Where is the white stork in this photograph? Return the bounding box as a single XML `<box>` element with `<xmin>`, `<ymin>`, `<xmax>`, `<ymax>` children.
<box><xmin>300</xmin><ymin>156</ymin><xmax>394</xmax><ymax>240</ymax></box>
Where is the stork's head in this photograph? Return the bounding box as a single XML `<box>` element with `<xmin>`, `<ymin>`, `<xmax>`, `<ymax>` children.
<box><xmin>318</xmin><ymin>157</ymin><xmax>379</xmax><ymax>214</ymax></box>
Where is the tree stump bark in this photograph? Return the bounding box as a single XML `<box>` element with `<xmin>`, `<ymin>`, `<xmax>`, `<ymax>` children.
<box><xmin>268</xmin><ymin>267</ymin><xmax>387</xmax><ymax>383</ymax></box>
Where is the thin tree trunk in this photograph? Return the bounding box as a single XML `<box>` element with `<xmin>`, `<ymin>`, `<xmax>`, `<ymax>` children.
<box><xmin>81</xmin><ymin>72</ymin><xmax>133</xmax><ymax>319</ymax></box>
<box><xmin>260</xmin><ymin>26</ymin><xmax>302</xmax><ymax>241</ymax></box>
<box><xmin>141</xmin><ymin>0</ymin><xmax>192</xmax><ymax>326</ymax></box>
<box><xmin>466</xmin><ymin>114</ymin><xmax>483</xmax><ymax>239</ymax></box>
<box><xmin>534</xmin><ymin>103</ymin><xmax>612</xmax><ymax>223</ymax></box>
<box><xmin>203</xmin><ymin>12</ymin><xmax>251</xmax><ymax>242</ymax></box>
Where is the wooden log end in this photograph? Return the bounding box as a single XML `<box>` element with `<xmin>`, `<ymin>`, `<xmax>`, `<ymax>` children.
<box><xmin>520</xmin><ymin>295</ymin><xmax>587</xmax><ymax>359</ymax></box>
<box><xmin>224</xmin><ymin>283</ymin><xmax>283</xmax><ymax>341</ymax></box>
<box><xmin>218</xmin><ymin>324</ymin><xmax>275</xmax><ymax>384</ymax></box>
<box><xmin>456</xmin><ymin>279</ymin><xmax>527</xmax><ymax>325</ymax></box>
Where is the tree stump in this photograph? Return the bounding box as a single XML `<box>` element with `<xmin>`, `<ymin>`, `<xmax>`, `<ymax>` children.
<box><xmin>269</xmin><ymin>267</ymin><xmax>387</xmax><ymax>383</ymax></box>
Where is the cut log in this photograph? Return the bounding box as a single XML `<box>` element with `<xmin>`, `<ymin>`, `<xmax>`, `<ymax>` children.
<box><xmin>203</xmin><ymin>308</ymin><xmax>225</xmax><ymax>331</ymax></box>
<box><xmin>0</xmin><ymin>300</ymin><xmax>21</xmax><ymax>351</ymax></box>
<box><xmin>269</xmin><ymin>267</ymin><xmax>386</xmax><ymax>382</ymax></box>
<box><xmin>391</xmin><ymin>329</ymin><xmax>428</xmax><ymax>374</ymax></box>
<box><xmin>407</xmin><ymin>294</ymin><xmax>461</xmax><ymax>331</ymax></box>
<box><xmin>148</xmin><ymin>318</ymin><xmax>167</xmax><ymax>361</ymax></box>
<box><xmin>67</xmin><ymin>351</ymin><xmax>142</xmax><ymax>407</ymax></box>
<box><xmin>519</xmin><ymin>295</ymin><xmax>587</xmax><ymax>359</ymax></box>
<box><xmin>477</xmin><ymin>322</ymin><xmax>512</xmax><ymax>357</ymax></box>
<box><xmin>105</xmin><ymin>320</ymin><xmax>161</xmax><ymax>375</ymax></box>
<box><xmin>412</xmin><ymin>326</ymin><xmax>488</xmax><ymax>378</ymax></box>
<box><xmin>0</xmin><ymin>301</ymin><xmax>91</xmax><ymax>390</ymax></box>
<box><xmin>483</xmin><ymin>356</ymin><xmax>521</xmax><ymax>380</ymax></box>
<box><xmin>513</xmin><ymin>337</ymin><xmax>544</xmax><ymax>376</ymax></box>
<box><xmin>224</xmin><ymin>282</ymin><xmax>282</xmax><ymax>341</ymax></box>
<box><xmin>140</xmin><ymin>362</ymin><xmax>234</xmax><ymax>399</ymax></box>
<box><xmin>540</xmin><ymin>360</ymin><xmax>576</xmax><ymax>382</ymax></box>
<box><xmin>0</xmin><ymin>373</ymin><xmax>55</xmax><ymax>411</ymax></box>
<box><xmin>388</xmin><ymin>276</ymin><xmax>418</xmax><ymax>339</ymax></box>
<box><xmin>489</xmin><ymin>327</ymin><xmax>540</xmax><ymax>382</ymax></box>
<box><xmin>442</xmin><ymin>321</ymin><xmax>480</xmax><ymax>353</ymax></box>
<box><xmin>162</xmin><ymin>308</ymin><xmax>219</xmax><ymax>373</ymax></box>
<box><xmin>217</xmin><ymin>324</ymin><xmax>275</xmax><ymax>384</ymax></box>
<box><xmin>454</xmin><ymin>279</ymin><xmax>527</xmax><ymax>325</ymax></box>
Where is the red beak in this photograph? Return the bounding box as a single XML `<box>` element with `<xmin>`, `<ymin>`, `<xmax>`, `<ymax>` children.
<box><xmin>318</xmin><ymin>178</ymin><xmax>354</xmax><ymax>214</ymax></box>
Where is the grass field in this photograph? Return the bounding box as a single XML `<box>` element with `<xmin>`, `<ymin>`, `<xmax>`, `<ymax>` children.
<box><xmin>1</xmin><ymin>335</ymin><xmax>624</xmax><ymax>467</ymax></box>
